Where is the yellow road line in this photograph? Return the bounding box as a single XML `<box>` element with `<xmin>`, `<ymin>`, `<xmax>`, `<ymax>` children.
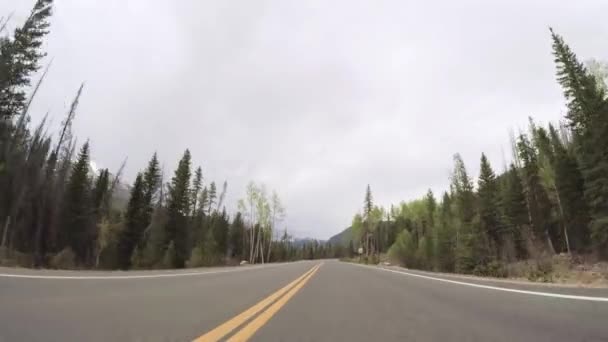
<box><xmin>227</xmin><ymin>263</ymin><xmax>322</xmax><ymax>342</ymax></box>
<box><xmin>193</xmin><ymin>264</ymin><xmax>320</xmax><ymax>342</ymax></box>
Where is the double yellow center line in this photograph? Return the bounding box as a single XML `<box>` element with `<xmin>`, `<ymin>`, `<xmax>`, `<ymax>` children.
<box><xmin>194</xmin><ymin>263</ymin><xmax>322</xmax><ymax>342</ymax></box>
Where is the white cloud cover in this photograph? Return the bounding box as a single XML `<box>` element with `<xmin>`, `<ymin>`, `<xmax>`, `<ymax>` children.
<box><xmin>2</xmin><ymin>0</ymin><xmax>607</xmax><ymax>238</ymax></box>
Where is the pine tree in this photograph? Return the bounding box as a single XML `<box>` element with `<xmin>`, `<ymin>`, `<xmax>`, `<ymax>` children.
<box><xmin>207</xmin><ymin>181</ymin><xmax>217</xmax><ymax>214</ymax></box>
<box><xmin>551</xmin><ymin>29</ymin><xmax>608</xmax><ymax>257</ymax></box>
<box><xmin>424</xmin><ymin>189</ymin><xmax>436</xmax><ymax>233</ymax></box>
<box><xmin>532</xmin><ymin>125</ymin><xmax>568</xmax><ymax>253</ymax></box>
<box><xmin>141</xmin><ymin>153</ymin><xmax>161</xmax><ymax>223</ymax></box>
<box><xmin>91</xmin><ymin>169</ymin><xmax>110</xmax><ymax>214</ymax></box>
<box><xmin>363</xmin><ymin>185</ymin><xmax>374</xmax><ymax>256</ymax></box>
<box><xmin>212</xmin><ymin>208</ymin><xmax>229</xmax><ymax>258</ymax></box>
<box><xmin>478</xmin><ymin>153</ymin><xmax>502</xmax><ymax>259</ymax></box>
<box><xmin>117</xmin><ymin>173</ymin><xmax>145</xmax><ymax>269</ymax></box>
<box><xmin>436</xmin><ymin>192</ymin><xmax>455</xmax><ymax>271</ymax></box>
<box><xmin>162</xmin><ymin>240</ymin><xmax>176</xmax><ymax>269</ymax></box>
<box><xmin>548</xmin><ymin>125</ymin><xmax>590</xmax><ymax>252</ymax></box>
<box><xmin>191</xmin><ymin>166</ymin><xmax>202</xmax><ymax>215</ymax></box>
<box><xmin>364</xmin><ymin>185</ymin><xmax>373</xmax><ymax>218</ymax></box>
<box><xmin>165</xmin><ymin>149</ymin><xmax>192</xmax><ymax>268</ymax></box>
<box><xmin>451</xmin><ymin>154</ymin><xmax>480</xmax><ymax>273</ymax></box>
<box><xmin>388</xmin><ymin>229</ymin><xmax>416</xmax><ymax>267</ymax></box>
<box><xmin>451</xmin><ymin>154</ymin><xmax>475</xmax><ymax>224</ymax></box>
<box><xmin>142</xmin><ymin>206</ymin><xmax>168</xmax><ymax>267</ymax></box>
<box><xmin>60</xmin><ymin>142</ymin><xmax>92</xmax><ymax>264</ymax></box>
<box><xmin>0</xmin><ymin>0</ymin><xmax>53</xmax><ymax>119</ymax></box>
<box><xmin>201</xmin><ymin>228</ymin><xmax>218</xmax><ymax>265</ymax></box>
<box><xmin>501</xmin><ymin>164</ymin><xmax>529</xmax><ymax>259</ymax></box>
<box><xmin>198</xmin><ymin>186</ymin><xmax>209</xmax><ymax>215</ymax></box>
<box><xmin>517</xmin><ymin>134</ymin><xmax>556</xmax><ymax>254</ymax></box>
<box><xmin>229</xmin><ymin>212</ymin><xmax>245</xmax><ymax>259</ymax></box>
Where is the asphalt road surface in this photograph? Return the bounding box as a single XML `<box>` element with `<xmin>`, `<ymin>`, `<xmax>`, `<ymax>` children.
<box><xmin>1</xmin><ymin>260</ymin><xmax>608</xmax><ymax>342</ymax></box>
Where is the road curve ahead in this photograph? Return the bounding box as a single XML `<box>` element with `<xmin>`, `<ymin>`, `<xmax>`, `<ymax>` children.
<box><xmin>1</xmin><ymin>260</ymin><xmax>607</xmax><ymax>342</ymax></box>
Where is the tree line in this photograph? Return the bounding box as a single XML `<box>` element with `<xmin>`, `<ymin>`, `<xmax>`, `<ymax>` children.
<box><xmin>346</xmin><ymin>30</ymin><xmax>608</xmax><ymax>276</ymax></box>
<box><xmin>0</xmin><ymin>0</ymin><xmax>331</xmax><ymax>269</ymax></box>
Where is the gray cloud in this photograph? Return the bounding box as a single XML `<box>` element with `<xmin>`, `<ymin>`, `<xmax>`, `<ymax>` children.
<box><xmin>2</xmin><ymin>0</ymin><xmax>607</xmax><ymax>238</ymax></box>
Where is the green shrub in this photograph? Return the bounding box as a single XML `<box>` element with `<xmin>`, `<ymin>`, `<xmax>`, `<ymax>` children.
<box><xmin>527</xmin><ymin>256</ymin><xmax>554</xmax><ymax>282</ymax></box>
<box><xmin>50</xmin><ymin>248</ymin><xmax>76</xmax><ymax>269</ymax></box>
<box><xmin>388</xmin><ymin>230</ymin><xmax>416</xmax><ymax>267</ymax></box>
<box><xmin>0</xmin><ymin>247</ymin><xmax>33</xmax><ymax>267</ymax></box>
<box><xmin>186</xmin><ymin>247</ymin><xmax>204</xmax><ymax>268</ymax></box>
<box><xmin>473</xmin><ymin>260</ymin><xmax>507</xmax><ymax>278</ymax></box>
<box><xmin>161</xmin><ymin>241</ymin><xmax>177</xmax><ymax>269</ymax></box>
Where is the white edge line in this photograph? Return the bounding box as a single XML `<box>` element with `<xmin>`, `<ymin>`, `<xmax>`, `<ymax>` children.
<box><xmin>347</xmin><ymin>262</ymin><xmax>608</xmax><ymax>302</ymax></box>
<box><xmin>0</xmin><ymin>262</ymin><xmax>297</xmax><ymax>280</ymax></box>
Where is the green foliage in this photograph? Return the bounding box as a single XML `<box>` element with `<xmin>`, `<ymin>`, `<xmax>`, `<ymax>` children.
<box><xmin>552</xmin><ymin>29</ymin><xmax>608</xmax><ymax>257</ymax></box>
<box><xmin>416</xmin><ymin>236</ymin><xmax>433</xmax><ymax>270</ymax></box>
<box><xmin>94</xmin><ymin>219</ymin><xmax>122</xmax><ymax>269</ymax></box>
<box><xmin>364</xmin><ymin>185</ymin><xmax>373</xmax><ymax>218</ymax></box>
<box><xmin>211</xmin><ymin>209</ymin><xmax>229</xmax><ymax>257</ymax></box>
<box><xmin>388</xmin><ymin>229</ymin><xmax>416</xmax><ymax>267</ymax></box>
<box><xmin>142</xmin><ymin>153</ymin><xmax>161</xmax><ymax>221</ymax></box>
<box><xmin>60</xmin><ymin>142</ymin><xmax>92</xmax><ymax>264</ymax></box>
<box><xmin>478</xmin><ymin>154</ymin><xmax>502</xmax><ymax>258</ymax></box>
<box><xmin>165</xmin><ymin>149</ymin><xmax>192</xmax><ymax>268</ymax></box>
<box><xmin>191</xmin><ymin>166</ymin><xmax>203</xmax><ymax>215</ymax></box>
<box><xmin>0</xmin><ymin>0</ymin><xmax>53</xmax><ymax>118</ymax></box>
<box><xmin>527</xmin><ymin>255</ymin><xmax>554</xmax><ymax>282</ymax></box>
<box><xmin>130</xmin><ymin>246</ymin><xmax>144</xmax><ymax>269</ymax></box>
<box><xmin>517</xmin><ymin>133</ymin><xmax>555</xmax><ymax>253</ymax></box>
<box><xmin>91</xmin><ymin>169</ymin><xmax>110</xmax><ymax>214</ymax></box>
<box><xmin>0</xmin><ymin>1</ymin><xmax>326</xmax><ymax>272</ymax></box>
<box><xmin>186</xmin><ymin>246</ymin><xmax>204</xmax><ymax>268</ymax></box>
<box><xmin>117</xmin><ymin>173</ymin><xmax>146</xmax><ymax>269</ymax></box>
<box><xmin>229</xmin><ymin>212</ymin><xmax>245</xmax><ymax>259</ymax></box>
<box><xmin>474</xmin><ymin>260</ymin><xmax>507</xmax><ymax>278</ymax></box>
<box><xmin>50</xmin><ymin>247</ymin><xmax>76</xmax><ymax>269</ymax></box>
<box><xmin>141</xmin><ymin>207</ymin><xmax>168</xmax><ymax>267</ymax></box>
<box><xmin>3</xmin><ymin>6</ymin><xmax>608</xmax><ymax>275</ymax></box>
<box><xmin>207</xmin><ymin>181</ymin><xmax>217</xmax><ymax>214</ymax></box>
<box><xmin>161</xmin><ymin>241</ymin><xmax>177</xmax><ymax>269</ymax></box>
<box><xmin>501</xmin><ymin>164</ymin><xmax>529</xmax><ymax>259</ymax></box>
<box><xmin>548</xmin><ymin>124</ymin><xmax>590</xmax><ymax>252</ymax></box>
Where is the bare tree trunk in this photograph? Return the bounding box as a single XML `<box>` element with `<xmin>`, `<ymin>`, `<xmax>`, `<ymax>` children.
<box><xmin>53</xmin><ymin>84</ymin><xmax>84</xmax><ymax>158</ymax></box>
<box><xmin>545</xmin><ymin>230</ymin><xmax>556</xmax><ymax>255</ymax></box>
<box><xmin>260</xmin><ymin>237</ymin><xmax>265</xmax><ymax>264</ymax></box>
<box><xmin>1</xmin><ymin>216</ymin><xmax>9</xmax><ymax>248</ymax></box>
<box><xmin>95</xmin><ymin>249</ymin><xmax>101</xmax><ymax>268</ymax></box>
<box><xmin>248</xmin><ymin>201</ymin><xmax>255</xmax><ymax>263</ymax></box>
<box><xmin>33</xmin><ymin>206</ymin><xmax>46</xmax><ymax>266</ymax></box>
<box><xmin>254</xmin><ymin>227</ymin><xmax>262</xmax><ymax>264</ymax></box>
<box><xmin>0</xmin><ymin>12</ymin><xmax>14</xmax><ymax>33</ymax></box>
<box><xmin>95</xmin><ymin>247</ymin><xmax>104</xmax><ymax>268</ymax></box>
<box><xmin>266</xmin><ymin>229</ymin><xmax>273</xmax><ymax>263</ymax></box>
<box><xmin>554</xmin><ymin>186</ymin><xmax>571</xmax><ymax>254</ymax></box>
<box><xmin>249</xmin><ymin>223</ymin><xmax>255</xmax><ymax>264</ymax></box>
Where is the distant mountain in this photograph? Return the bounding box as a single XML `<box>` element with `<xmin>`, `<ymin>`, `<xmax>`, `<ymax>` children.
<box><xmin>328</xmin><ymin>226</ymin><xmax>353</xmax><ymax>247</ymax></box>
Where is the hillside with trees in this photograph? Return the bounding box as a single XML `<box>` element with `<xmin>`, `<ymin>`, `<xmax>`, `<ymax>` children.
<box><xmin>0</xmin><ymin>0</ymin><xmax>330</xmax><ymax>269</ymax></box>
<box><xmin>338</xmin><ymin>30</ymin><xmax>608</xmax><ymax>279</ymax></box>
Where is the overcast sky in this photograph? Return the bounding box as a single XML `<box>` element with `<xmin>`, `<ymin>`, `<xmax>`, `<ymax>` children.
<box><xmin>2</xmin><ymin>0</ymin><xmax>607</xmax><ymax>239</ymax></box>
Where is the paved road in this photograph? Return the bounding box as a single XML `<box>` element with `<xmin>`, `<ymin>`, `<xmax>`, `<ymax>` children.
<box><xmin>1</xmin><ymin>260</ymin><xmax>607</xmax><ymax>341</ymax></box>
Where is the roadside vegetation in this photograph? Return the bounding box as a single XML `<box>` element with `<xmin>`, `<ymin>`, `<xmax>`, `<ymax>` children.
<box><xmin>336</xmin><ymin>31</ymin><xmax>608</xmax><ymax>283</ymax></box>
<box><xmin>0</xmin><ymin>1</ymin><xmax>336</xmax><ymax>270</ymax></box>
